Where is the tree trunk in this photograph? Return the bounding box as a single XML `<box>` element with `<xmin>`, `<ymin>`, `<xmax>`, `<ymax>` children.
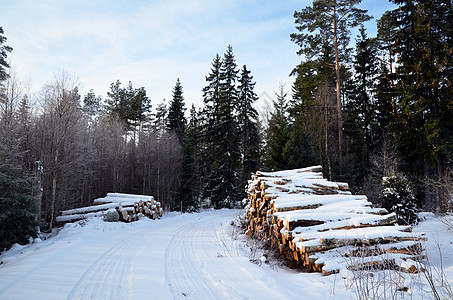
<box><xmin>33</xmin><ymin>161</ymin><xmax>43</xmax><ymax>223</ymax></box>
<box><xmin>50</xmin><ymin>137</ymin><xmax>60</xmax><ymax>230</ymax></box>
<box><xmin>424</xmin><ymin>160</ymin><xmax>432</xmax><ymax>210</ymax></box>
<box><xmin>157</xmin><ymin>139</ymin><xmax>161</xmax><ymax>204</ymax></box>
<box><xmin>324</xmin><ymin>90</ymin><xmax>332</xmax><ymax>181</ymax></box>
<box><xmin>333</xmin><ymin>3</ymin><xmax>343</xmax><ymax>175</ymax></box>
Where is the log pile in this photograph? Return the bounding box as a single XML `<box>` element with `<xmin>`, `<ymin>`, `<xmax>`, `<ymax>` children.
<box><xmin>244</xmin><ymin>166</ymin><xmax>426</xmax><ymax>275</ymax></box>
<box><xmin>56</xmin><ymin>193</ymin><xmax>163</xmax><ymax>224</ymax></box>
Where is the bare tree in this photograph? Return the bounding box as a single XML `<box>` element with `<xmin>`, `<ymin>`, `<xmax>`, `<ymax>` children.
<box><xmin>362</xmin><ymin>136</ymin><xmax>399</xmax><ymax>205</ymax></box>
<box><xmin>93</xmin><ymin>113</ymin><xmax>129</xmax><ymax>195</ymax></box>
<box><xmin>36</xmin><ymin>72</ymin><xmax>82</xmax><ymax>229</ymax></box>
<box><xmin>426</xmin><ymin>168</ymin><xmax>453</xmax><ymax>213</ymax></box>
<box><xmin>144</xmin><ymin>129</ymin><xmax>181</xmax><ymax>210</ymax></box>
<box><xmin>0</xmin><ymin>68</ymin><xmax>24</xmax><ymax>125</ymax></box>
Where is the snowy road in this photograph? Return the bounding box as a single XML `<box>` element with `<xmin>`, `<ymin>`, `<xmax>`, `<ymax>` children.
<box><xmin>0</xmin><ymin>209</ymin><xmax>350</xmax><ymax>300</ymax></box>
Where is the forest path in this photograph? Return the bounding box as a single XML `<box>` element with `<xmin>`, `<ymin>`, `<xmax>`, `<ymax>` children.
<box><xmin>0</xmin><ymin>209</ymin><xmax>306</xmax><ymax>300</ymax></box>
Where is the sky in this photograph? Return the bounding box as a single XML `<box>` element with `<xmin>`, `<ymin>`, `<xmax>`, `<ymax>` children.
<box><xmin>1</xmin><ymin>0</ymin><xmax>396</xmax><ymax>111</ymax></box>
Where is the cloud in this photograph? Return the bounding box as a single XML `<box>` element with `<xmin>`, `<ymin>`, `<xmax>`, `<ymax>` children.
<box><xmin>2</xmin><ymin>0</ymin><xmax>395</xmax><ymax>111</ymax></box>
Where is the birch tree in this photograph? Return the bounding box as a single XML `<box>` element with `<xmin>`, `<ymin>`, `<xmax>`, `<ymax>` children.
<box><xmin>37</xmin><ymin>73</ymin><xmax>82</xmax><ymax>228</ymax></box>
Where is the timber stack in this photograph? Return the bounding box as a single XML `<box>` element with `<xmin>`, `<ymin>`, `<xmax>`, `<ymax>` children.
<box><xmin>244</xmin><ymin>166</ymin><xmax>426</xmax><ymax>275</ymax></box>
<box><xmin>56</xmin><ymin>193</ymin><xmax>163</xmax><ymax>224</ymax></box>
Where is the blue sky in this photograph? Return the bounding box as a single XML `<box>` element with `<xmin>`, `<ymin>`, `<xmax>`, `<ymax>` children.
<box><xmin>1</xmin><ymin>0</ymin><xmax>396</xmax><ymax>110</ymax></box>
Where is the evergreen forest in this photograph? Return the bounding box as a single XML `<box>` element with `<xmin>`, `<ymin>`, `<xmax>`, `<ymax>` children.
<box><xmin>1</xmin><ymin>0</ymin><xmax>452</xmax><ymax>252</ymax></box>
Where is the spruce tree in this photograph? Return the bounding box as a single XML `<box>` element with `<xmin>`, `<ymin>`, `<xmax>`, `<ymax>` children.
<box><xmin>264</xmin><ymin>86</ymin><xmax>291</xmax><ymax>171</ymax></box>
<box><xmin>216</xmin><ymin>45</ymin><xmax>241</xmax><ymax>207</ymax></box>
<box><xmin>0</xmin><ymin>27</ymin><xmax>12</xmax><ymax>82</ymax></box>
<box><xmin>380</xmin><ymin>173</ymin><xmax>420</xmax><ymax>225</ymax></box>
<box><xmin>200</xmin><ymin>54</ymin><xmax>222</xmax><ymax>202</ymax></box>
<box><xmin>177</xmin><ymin>105</ymin><xmax>200</xmax><ymax>212</ymax></box>
<box><xmin>0</xmin><ymin>27</ymin><xmax>37</xmax><ymax>251</ymax></box>
<box><xmin>374</xmin><ymin>11</ymin><xmax>398</xmax><ymax>143</ymax></box>
<box><xmin>237</xmin><ymin>65</ymin><xmax>260</xmax><ymax>192</ymax></box>
<box><xmin>388</xmin><ymin>0</ymin><xmax>453</xmax><ymax>178</ymax></box>
<box><xmin>373</xmin><ymin>11</ymin><xmax>398</xmax><ymax>139</ymax></box>
<box><xmin>202</xmin><ymin>47</ymin><xmax>241</xmax><ymax>208</ymax></box>
<box><xmin>286</xmin><ymin>118</ymin><xmax>316</xmax><ymax>170</ymax></box>
<box><xmin>374</xmin><ymin>63</ymin><xmax>395</xmax><ymax>137</ymax></box>
<box><xmin>166</xmin><ymin>78</ymin><xmax>186</xmax><ymax>142</ymax></box>
<box><xmin>343</xmin><ymin>26</ymin><xmax>379</xmax><ymax>189</ymax></box>
<box><xmin>0</xmin><ymin>124</ymin><xmax>38</xmax><ymax>251</ymax></box>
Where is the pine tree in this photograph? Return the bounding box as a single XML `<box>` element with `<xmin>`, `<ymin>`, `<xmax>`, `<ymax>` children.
<box><xmin>83</xmin><ymin>89</ymin><xmax>101</xmax><ymax>117</ymax></box>
<box><xmin>126</xmin><ymin>85</ymin><xmax>151</xmax><ymax>130</ymax></box>
<box><xmin>376</xmin><ymin>10</ymin><xmax>398</xmax><ymax>79</ymax></box>
<box><xmin>291</xmin><ymin>35</ymin><xmax>340</xmax><ymax>179</ymax></box>
<box><xmin>166</xmin><ymin>78</ymin><xmax>186</xmax><ymax>142</ymax></box>
<box><xmin>0</xmin><ymin>124</ymin><xmax>38</xmax><ymax>251</ymax></box>
<box><xmin>153</xmin><ymin>100</ymin><xmax>168</xmax><ymax>135</ymax></box>
<box><xmin>105</xmin><ymin>80</ymin><xmax>127</xmax><ymax>122</ymax></box>
<box><xmin>291</xmin><ymin>0</ymin><xmax>372</xmax><ymax>174</ymax></box>
<box><xmin>104</xmin><ymin>80</ymin><xmax>151</xmax><ymax>128</ymax></box>
<box><xmin>237</xmin><ymin>65</ymin><xmax>260</xmax><ymax>193</ymax></box>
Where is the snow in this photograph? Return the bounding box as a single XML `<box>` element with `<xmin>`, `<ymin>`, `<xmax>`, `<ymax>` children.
<box><xmin>93</xmin><ymin>193</ymin><xmax>154</xmax><ymax>205</ymax></box>
<box><xmin>255</xmin><ymin>167</ymin><xmax>346</xmax><ymax>193</ymax></box>
<box><xmin>256</xmin><ymin>165</ymin><xmax>323</xmax><ymax>178</ymax></box>
<box><xmin>274</xmin><ymin>201</ymin><xmax>380</xmax><ymax>222</ymax></box>
<box><xmin>272</xmin><ymin>194</ymin><xmax>368</xmax><ymax>211</ymax></box>
<box><xmin>1</xmin><ymin>210</ymin><xmax>453</xmax><ymax>299</ymax></box>
<box><xmin>60</xmin><ymin>202</ymin><xmax>135</xmax><ymax>216</ymax></box>
<box><xmin>56</xmin><ymin>209</ymin><xmax>117</xmax><ymax>222</ymax></box>
<box><xmin>302</xmin><ymin>225</ymin><xmax>414</xmax><ymax>242</ymax></box>
<box><xmin>0</xmin><ymin>210</ymin><xmax>352</xmax><ymax>299</ymax></box>
<box><xmin>106</xmin><ymin>193</ymin><xmax>154</xmax><ymax>201</ymax></box>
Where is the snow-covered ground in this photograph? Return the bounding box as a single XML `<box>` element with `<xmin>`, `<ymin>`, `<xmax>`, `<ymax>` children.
<box><xmin>0</xmin><ymin>210</ymin><xmax>452</xmax><ymax>299</ymax></box>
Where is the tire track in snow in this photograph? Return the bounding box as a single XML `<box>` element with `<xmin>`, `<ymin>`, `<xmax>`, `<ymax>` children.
<box><xmin>0</xmin><ymin>234</ymin><xmax>94</xmax><ymax>297</ymax></box>
<box><xmin>66</xmin><ymin>227</ymin><xmax>146</xmax><ymax>300</ymax></box>
<box><xmin>0</xmin><ymin>209</ymin><xmax>293</xmax><ymax>299</ymax></box>
<box><xmin>164</xmin><ymin>211</ymin><xmax>237</xmax><ymax>299</ymax></box>
<box><xmin>165</xmin><ymin>210</ymin><xmax>287</xmax><ymax>299</ymax></box>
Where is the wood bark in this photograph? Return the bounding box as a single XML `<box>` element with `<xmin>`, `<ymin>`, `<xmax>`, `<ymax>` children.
<box><xmin>244</xmin><ymin>166</ymin><xmax>426</xmax><ymax>275</ymax></box>
<box><xmin>333</xmin><ymin>2</ymin><xmax>343</xmax><ymax>175</ymax></box>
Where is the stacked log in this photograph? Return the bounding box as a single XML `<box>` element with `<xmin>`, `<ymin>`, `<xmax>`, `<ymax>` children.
<box><xmin>116</xmin><ymin>198</ymin><xmax>163</xmax><ymax>222</ymax></box>
<box><xmin>56</xmin><ymin>193</ymin><xmax>163</xmax><ymax>224</ymax></box>
<box><xmin>244</xmin><ymin>166</ymin><xmax>426</xmax><ymax>275</ymax></box>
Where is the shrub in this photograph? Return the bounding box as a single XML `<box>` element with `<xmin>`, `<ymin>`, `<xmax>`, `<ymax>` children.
<box><xmin>381</xmin><ymin>173</ymin><xmax>420</xmax><ymax>225</ymax></box>
<box><xmin>103</xmin><ymin>211</ymin><xmax>119</xmax><ymax>222</ymax></box>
